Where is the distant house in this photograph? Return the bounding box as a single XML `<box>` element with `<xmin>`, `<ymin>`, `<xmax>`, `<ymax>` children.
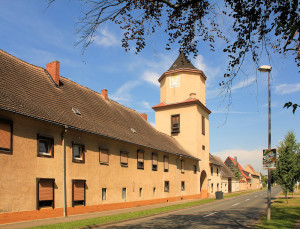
<box><xmin>224</xmin><ymin>157</ymin><xmax>251</xmax><ymax>191</ymax></box>
<box><xmin>209</xmin><ymin>154</ymin><xmax>237</xmax><ymax>193</ymax></box>
<box><xmin>209</xmin><ymin>154</ymin><xmax>223</xmax><ymax>194</ymax></box>
<box><xmin>244</xmin><ymin>164</ymin><xmax>261</xmax><ymax>190</ymax></box>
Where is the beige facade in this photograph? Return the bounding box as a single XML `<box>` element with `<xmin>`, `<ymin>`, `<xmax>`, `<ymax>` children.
<box><xmin>208</xmin><ymin>164</ymin><xmax>222</xmax><ymax>194</ymax></box>
<box><xmin>154</xmin><ymin>64</ymin><xmax>211</xmax><ymax>198</ymax></box>
<box><xmin>0</xmin><ymin>110</ymin><xmax>199</xmax><ymax>217</ymax></box>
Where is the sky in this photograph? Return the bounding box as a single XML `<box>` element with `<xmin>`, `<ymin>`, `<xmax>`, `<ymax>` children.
<box><xmin>1</xmin><ymin>0</ymin><xmax>299</xmax><ymax>174</ymax></box>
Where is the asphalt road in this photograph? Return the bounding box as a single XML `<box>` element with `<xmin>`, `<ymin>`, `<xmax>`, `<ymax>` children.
<box><xmin>100</xmin><ymin>187</ymin><xmax>281</xmax><ymax>229</ymax></box>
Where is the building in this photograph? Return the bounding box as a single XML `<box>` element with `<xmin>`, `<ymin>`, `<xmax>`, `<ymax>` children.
<box><xmin>211</xmin><ymin>155</ymin><xmax>237</xmax><ymax>193</ymax></box>
<box><xmin>244</xmin><ymin>164</ymin><xmax>261</xmax><ymax>190</ymax></box>
<box><xmin>208</xmin><ymin>154</ymin><xmax>223</xmax><ymax>194</ymax></box>
<box><xmin>153</xmin><ymin>50</ymin><xmax>211</xmax><ymax>198</ymax></box>
<box><xmin>0</xmin><ymin>49</ymin><xmax>210</xmax><ymax>224</ymax></box>
<box><xmin>224</xmin><ymin>156</ymin><xmax>251</xmax><ymax>191</ymax></box>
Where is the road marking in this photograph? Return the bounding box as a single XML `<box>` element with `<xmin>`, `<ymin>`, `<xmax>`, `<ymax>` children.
<box><xmin>232</xmin><ymin>203</ymin><xmax>240</xmax><ymax>206</ymax></box>
<box><xmin>245</xmin><ymin>199</ymin><xmax>250</xmax><ymax>202</ymax></box>
<box><xmin>203</xmin><ymin>212</ymin><xmax>218</xmax><ymax>217</ymax></box>
<box><xmin>255</xmin><ymin>195</ymin><xmax>257</xmax><ymax>197</ymax></box>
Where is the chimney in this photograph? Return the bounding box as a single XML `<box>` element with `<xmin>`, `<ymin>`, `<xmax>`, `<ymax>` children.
<box><xmin>234</xmin><ymin>156</ymin><xmax>238</xmax><ymax>164</ymax></box>
<box><xmin>141</xmin><ymin>113</ymin><xmax>147</xmax><ymax>121</ymax></box>
<box><xmin>101</xmin><ymin>89</ymin><xmax>108</xmax><ymax>100</ymax></box>
<box><xmin>46</xmin><ymin>61</ymin><xmax>60</xmax><ymax>86</ymax></box>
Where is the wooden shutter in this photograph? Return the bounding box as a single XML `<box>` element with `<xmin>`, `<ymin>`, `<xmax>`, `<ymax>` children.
<box><xmin>73</xmin><ymin>181</ymin><xmax>85</xmax><ymax>201</ymax></box>
<box><xmin>120</xmin><ymin>151</ymin><xmax>128</xmax><ymax>164</ymax></box>
<box><xmin>0</xmin><ymin>121</ymin><xmax>12</xmax><ymax>150</ymax></box>
<box><xmin>39</xmin><ymin>180</ymin><xmax>53</xmax><ymax>201</ymax></box>
<box><xmin>137</xmin><ymin>150</ymin><xmax>144</xmax><ymax>162</ymax></box>
<box><xmin>171</xmin><ymin>115</ymin><xmax>180</xmax><ymax>133</ymax></box>
<box><xmin>152</xmin><ymin>153</ymin><xmax>158</xmax><ymax>165</ymax></box>
<box><xmin>164</xmin><ymin>156</ymin><xmax>169</xmax><ymax>170</ymax></box>
<box><xmin>100</xmin><ymin>148</ymin><xmax>109</xmax><ymax>164</ymax></box>
<box><xmin>202</xmin><ymin>115</ymin><xmax>205</xmax><ymax>135</ymax></box>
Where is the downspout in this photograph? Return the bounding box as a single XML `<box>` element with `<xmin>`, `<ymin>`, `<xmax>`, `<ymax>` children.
<box><xmin>62</xmin><ymin>125</ymin><xmax>68</xmax><ymax>217</ymax></box>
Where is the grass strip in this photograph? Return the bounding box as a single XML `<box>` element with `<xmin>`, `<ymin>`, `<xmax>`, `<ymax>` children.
<box><xmin>31</xmin><ymin>199</ymin><xmax>215</xmax><ymax>229</ymax></box>
<box><xmin>255</xmin><ymin>197</ymin><xmax>300</xmax><ymax>229</ymax></box>
<box><xmin>32</xmin><ymin>189</ymin><xmax>262</xmax><ymax>229</ymax></box>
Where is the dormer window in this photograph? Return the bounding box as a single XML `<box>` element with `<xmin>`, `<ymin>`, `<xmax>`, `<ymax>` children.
<box><xmin>171</xmin><ymin>114</ymin><xmax>180</xmax><ymax>133</ymax></box>
<box><xmin>72</xmin><ymin>108</ymin><xmax>81</xmax><ymax>116</ymax></box>
<box><xmin>170</xmin><ymin>75</ymin><xmax>180</xmax><ymax>88</ymax></box>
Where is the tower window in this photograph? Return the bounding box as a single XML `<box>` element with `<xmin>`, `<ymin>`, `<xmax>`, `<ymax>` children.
<box><xmin>171</xmin><ymin>114</ymin><xmax>180</xmax><ymax>133</ymax></box>
<box><xmin>202</xmin><ymin>115</ymin><xmax>205</xmax><ymax>135</ymax></box>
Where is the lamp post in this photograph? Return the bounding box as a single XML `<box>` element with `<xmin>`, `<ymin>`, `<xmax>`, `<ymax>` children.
<box><xmin>258</xmin><ymin>65</ymin><xmax>272</xmax><ymax>220</ymax></box>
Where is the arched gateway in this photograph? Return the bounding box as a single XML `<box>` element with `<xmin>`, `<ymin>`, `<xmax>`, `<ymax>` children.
<box><xmin>200</xmin><ymin>170</ymin><xmax>208</xmax><ymax>198</ymax></box>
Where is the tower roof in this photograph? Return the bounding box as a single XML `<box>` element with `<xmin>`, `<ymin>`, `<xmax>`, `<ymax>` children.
<box><xmin>168</xmin><ymin>50</ymin><xmax>198</xmax><ymax>71</ymax></box>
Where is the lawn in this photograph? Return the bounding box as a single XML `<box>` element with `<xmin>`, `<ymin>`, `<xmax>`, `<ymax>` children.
<box><xmin>31</xmin><ymin>189</ymin><xmax>263</xmax><ymax>229</ymax></box>
<box><xmin>255</xmin><ymin>197</ymin><xmax>300</xmax><ymax>229</ymax></box>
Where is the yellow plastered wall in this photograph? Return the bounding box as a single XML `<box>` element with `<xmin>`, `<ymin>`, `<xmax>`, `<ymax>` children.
<box><xmin>160</xmin><ymin>72</ymin><xmax>206</xmax><ymax>105</ymax></box>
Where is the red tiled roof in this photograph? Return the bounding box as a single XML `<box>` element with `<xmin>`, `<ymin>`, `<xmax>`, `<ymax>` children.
<box><xmin>210</xmin><ymin>154</ymin><xmax>235</xmax><ymax>178</ymax></box>
<box><xmin>152</xmin><ymin>98</ymin><xmax>211</xmax><ymax>114</ymax></box>
<box><xmin>227</xmin><ymin>157</ymin><xmax>251</xmax><ymax>180</ymax></box>
<box><xmin>0</xmin><ymin>49</ymin><xmax>199</xmax><ymax>160</ymax></box>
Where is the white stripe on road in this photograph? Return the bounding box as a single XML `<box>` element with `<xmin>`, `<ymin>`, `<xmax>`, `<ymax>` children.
<box><xmin>232</xmin><ymin>203</ymin><xmax>240</xmax><ymax>206</ymax></box>
<box><xmin>245</xmin><ymin>199</ymin><xmax>250</xmax><ymax>202</ymax></box>
<box><xmin>255</xmin><ymin>195</ymin><xmax>257</xmax><ymax>197</ymax></box>
<box><xmin>203</xmin><ymin>212</ymin><xmax>218</xmax><ymax>217</ymax></box>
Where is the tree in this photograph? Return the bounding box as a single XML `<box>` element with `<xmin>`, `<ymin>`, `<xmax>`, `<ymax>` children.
<box><xmin>275</xmin><ymin>131</ymin><xmax>300</xmax><ymax>203</ymax></box>
<box><xmin>48</xmin><ymin>0</ymin><xmax>299</xmax><ymax>111</ymax></box>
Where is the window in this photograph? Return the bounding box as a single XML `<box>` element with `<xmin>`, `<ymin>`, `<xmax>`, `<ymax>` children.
<box><xmin>170</xmin><ymin>75</ymin><xmax>180</xmax><ymax>88</ymax></box>
<box><xmin>194</xmin><ymin>165</ymin><xmax>197</xmax><ymax>174</ymax></box>
<box><xmin>0</xmin><ymin>119</ymin><xmax>13</xmax><ymax>154</ymax></box>
<box><xmin>164</xmin><ymin>181</ymin><xmax>169</xmax><ymax>192</ymax></box>
<box><xmin>181</xmin><ymin>181</ymin><xmax>185</xmax><ymax>191</ymax></box>
<box><xmin>217</xmin><ymin>168</ymin><xmax>219</xmax><ymax>176</ymax></box>
<box><xmin>211</xmin><ymin>166</ymin><xmax>213</xmax><ymax>175</ymax></box>
<box><xmin>171</xmin><ymin>114</ymin><xmax>180</xmax><ymax>133</ymax></box>
<box><xmin>211</xmin><ymin>183</ymin><xmax>214</xmax><ymax>193</ymax></box>
<box><xmin>72</xmin><ymin>180</ymin><xmax>86</xmax><ymax>206</ymax></box>
<box><xmin>120</xmin><ymin>151</ymin><xmax>128</xmax><ymax>167</ymax></box>
<box><xmin>181</xmin><ymin>160</ymin><xmax>185</xmax><ymax>173</ymax></box>
<box><xmin>102</xmin><ymin>188</ymin><xmax>107</xmax><ymax>201</ymax></box>
<box><xmin>37</xmin><ymin>135</ymin><xmax>54</xmax><ymax>157</ymax></box>
<box><xmin>99</xmin><ymin>148</ymin><xmax>109</xmax><ymax>165</ymax></box>
<box><xmin>202</xmin><ymin>145</ymin><xmax>205</xmax><ymax>150</ymax></box>
<box><xmin>37</xmin><ymin>178</ymin><xmax>54</xmax><ymax>209</ymax></box>
<box><xmin>153</xmin><ymin>187</ymin><xmax>156</xmax><ymax>196</ymax></box>
<box><xmin>122</xmin><ymin>188</ymin><xmax>126</xmax><ymax>200</ymax></box>
<box><xmin>137</xmin><ymin>150</ymin><xmax>144</xmax><ymax>169</ymax></box>
<box><xmin>164</xmin><ymin>156</ymin><xmax>169</xmax><ymax>172</ymax></box>
<box><xmin>217</xmin><ymin>183</ymin><xmax>219</xmax><ymax>191</ymax></box>
<box><xmin>72</xmin><ymin>143</ymin><xmax>84</xmax><ymax>163</ymax></box>
<box><xmin>139</xmin><ymin>188</ymin><xmax>142</xmax><ymax>197</ymax></box>
<box><xmin>202</xmin><ymin>115</ymin><xmax>205</xmax><ymax>135</ymax></box>
<box><xmin>152</xmin><ymin>152</ymin><xmax>158</xmax><ymax>171</ymax></box>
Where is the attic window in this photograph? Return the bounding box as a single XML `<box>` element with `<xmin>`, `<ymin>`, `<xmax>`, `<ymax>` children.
<box><xmin>131</xmin><ymin>128</ymin><xmax>137</xmax><ymax>134</ymax></box>
<box><xmin>72</xmin><ymin>108</ymin><xmax>81</xmax><ymax>116</ymax></box>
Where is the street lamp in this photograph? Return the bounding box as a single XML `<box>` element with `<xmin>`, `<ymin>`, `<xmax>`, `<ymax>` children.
<box><xmin>258</xmin><ymin>65</ymin><xmax>272</xmax><ymax>221</ymax></box>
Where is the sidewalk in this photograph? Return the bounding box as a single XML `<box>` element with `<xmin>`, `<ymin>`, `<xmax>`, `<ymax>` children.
<box><xmin>0</xmin><ymin>197</ymin><xmax>207</xmax><ymax>229</ymax></box>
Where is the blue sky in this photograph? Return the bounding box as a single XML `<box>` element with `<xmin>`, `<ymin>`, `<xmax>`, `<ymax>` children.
<box><xmin>1</xmin><ymin>0</ymin><xmax>299</xmax><ymax>174</ymax></box>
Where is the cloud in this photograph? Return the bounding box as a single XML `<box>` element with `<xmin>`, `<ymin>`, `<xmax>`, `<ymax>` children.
<box><xmin>141</xmin><ymin>101</ymin><xmax>152</xmax><ymax>110</ymax></box>
<box><xmin>94</xmin><ymin>29</ymin><xmax>119</xmax><ymax>47</ymax></box>
<box><xmin>212</xmin><ymin>148</ymin><xmax>264</xmax><ymax>174</ymax></box>
<box><xmin>141</xmin><ymin>71</ymin><xmax>160</xmax><ymax>87</ymax></box>
<box><xmin>274</xmin><ymin>83</ymin><xmax>300</xmax><ymax>95</ymax></box>
<box><xmin>231</xmin><ymin>76</ymin><xmax>257</xmax><ymax>91</ymax></box>
<box><xmin>193</xmin><ymin>55</ymin><xmax>221</xmax><ymax>87</ymax></box>
<box><xmin>110</xmin><ymin>81</ymin><xmax>141</xmax><ymax>103</ymax></box>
